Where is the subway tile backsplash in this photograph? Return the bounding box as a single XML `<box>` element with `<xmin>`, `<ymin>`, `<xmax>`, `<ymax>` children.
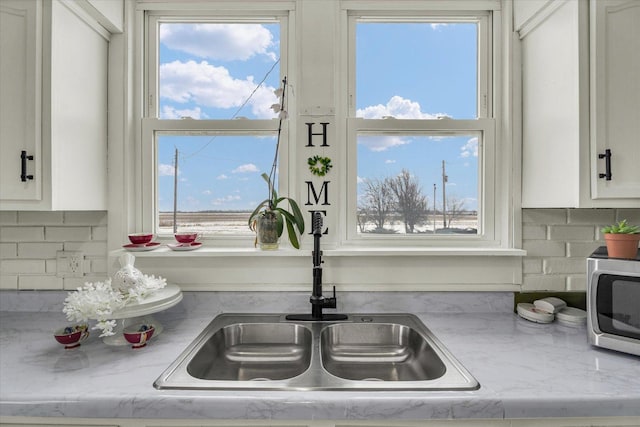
<box><xmin>0</xmin><ymin>211</ymin><xmax>108</xmax><ymax>290</ymax></box>
<box><xmin>1</xmin><ymin>209</ymin><xmax>639</xmax><ymax>292</ymax></box>
<box><xmin>522</xmin><ymin>208</ymin><xmax>640</xmax><ymax>292</ymax></box>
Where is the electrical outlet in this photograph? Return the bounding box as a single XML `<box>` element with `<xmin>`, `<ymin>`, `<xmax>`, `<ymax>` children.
<box><xmin>56</xmin><ymin>251</ymin><xmax>84</xmax><ymax>278</ymax></box>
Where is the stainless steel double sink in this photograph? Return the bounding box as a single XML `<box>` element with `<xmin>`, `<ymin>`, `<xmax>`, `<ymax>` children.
<box><xmin>154</xmin><ymin>313</ymin><xmax>479</xmax><ymax>391</ymax></box>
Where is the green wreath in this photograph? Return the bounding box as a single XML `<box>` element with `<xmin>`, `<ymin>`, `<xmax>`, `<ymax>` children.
<box><xmin>307</xmin><ymin>155</ymin><xmax>333</xmax><ymax>177</ymax></box>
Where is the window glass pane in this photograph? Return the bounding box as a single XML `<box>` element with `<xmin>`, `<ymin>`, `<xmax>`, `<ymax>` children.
<box><xmin>157</xmin><ymin>134</ymin><xmax>277</xmax><ymax>235</ymax></box>
<box><xmin>356</xmin><ymin>22</ymin><xmax>478</xmax><ymax>119</ymax></box>
<box><xmin>357</xmin><ymin>134</ymin><xmax>479</xmax><ymax>235</ymax></box>
<box><xmin>158</xmin><ymin>22</ymin><xmax>281</xmax><ymax>119</ymax></box>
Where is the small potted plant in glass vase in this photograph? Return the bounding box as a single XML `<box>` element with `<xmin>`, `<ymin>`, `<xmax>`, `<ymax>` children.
<box><xmin>248</xmin><ymin>77</ymin><xmax>305</xmax><ymax>250</ymax></box>
<box><xmin>601</xmin><ymin>219</ymin><xmax>640</xmax><ymax>259</ymax></box>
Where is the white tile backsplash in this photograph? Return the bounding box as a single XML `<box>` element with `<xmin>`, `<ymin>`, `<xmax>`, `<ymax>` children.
<box><xmin>0</xmin><ymin>211</ymin><xmax>108</xmax><ymax>290</ymax></box>
<box><xmin>1</xmin><ymin>208</ymin><xmax>639</xmax><ymax>292</ymax></box>
<box><xmin>522</xmin><ymin>208</ymin><xmax>640</xmax><ymax>291</ymax></box>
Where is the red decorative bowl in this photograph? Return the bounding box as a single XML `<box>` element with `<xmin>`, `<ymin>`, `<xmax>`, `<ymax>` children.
<box><xmin>123</xmin><ymin>324</ymin><xmax>155</xmax><ymax>349</ymax></box>
<box><xmin>174</xmin><ymin>233</ymin><xmax>199</xmax><ymax>244</ymax></box>
<box><xmin>54</xmin><ymin>324</ymin><xmax>89</xmax><ymax>349</ymax></box>
<box><xmin>128</xmin><ymin>233</ymin><xmax>154</xmax><ymax>245</ymax></box>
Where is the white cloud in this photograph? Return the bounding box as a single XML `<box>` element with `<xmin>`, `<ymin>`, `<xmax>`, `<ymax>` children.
<box><xmin>159</xmin><ymin>60</ymin><xmax>278</xmax><ymax>118</ymax></box>
<box><xmin>160</xmin><ymin>23</ymin><xmax>276</xmax><ymax>61</ymax></box>
<box><xmin>358</xmin><ymin>135</ymin><xmax>410</xmax><ymax>152</ymax></box>
<box><xmin>216</xmin><ymin>174</ymin><xmax>228</xmax><ymax>180</ymax></box>
<box><xmin>212</xmin><ymin>194</ymin><xmax>242</xmax><ymax>206</ymax></box>
<box><xmin>460</xmin><ymin>137</ymin><xmax>478</xmax><ymax>158</ymax></box>
<box><xmin>385</xmin><ymin>159</ymin><xmax>396</xmax><ymax>164</ymax></box>
<box><xmin>232</xmin><ymin>163</ymin><xmax>259</xmax><ymax>173</ymax></box>
<box><xmin>158</xmin><ymin>163</ymin><xmax>176</xmax><ymax>176</ymax></box>
<box><xmin>161</xmin><ymin>105</ymin><xmax>206</xmax><ymax>119</ymax></box>
<box><xmin>202</xmin><ymin>190</ymin><xmax>212</xmax><ymax>195</ymax></box>
<box><xmin>357</xmin><ymin>96</ymin><xmax>449</xmax><ymax>119</ymax></box>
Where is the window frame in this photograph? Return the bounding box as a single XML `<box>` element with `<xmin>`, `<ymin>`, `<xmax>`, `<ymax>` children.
<box><xmin>342</xmin><ymin>9</ymin><xmax>500</xmax><ymax>247</ymax></box>
<box><xmin>346</xmin><ymin>119</ymin><xmax>495</xmax><ymax>247</ymax></box>
<box><xmin>110</xmin><ymin>0</ymin><xmax>523</xmax><ymax>292</ymax></box>
<box><xmin>141</xmin><ymin>7</ymin><xmax>294</xmax><ymax>243</ymax></box>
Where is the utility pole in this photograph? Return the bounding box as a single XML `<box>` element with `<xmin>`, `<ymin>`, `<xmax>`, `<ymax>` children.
<box><xmin>433</xmin><ymin>183</ymin><xmax>437</xmax><ymax>233</ymax></box>
<box><xmin>442</xmin><ymin>160</ymin><xmax>447</xmax><ymax>228</ymax></box>
<box><xmin>173</xmin><ymin>148</ymin><xmax>178</xmax><ymax>234</ymax></box>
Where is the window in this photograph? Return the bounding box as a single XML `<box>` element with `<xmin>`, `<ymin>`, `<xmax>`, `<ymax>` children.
<box><xmin>346</xmin><ymin>12</ymin><xmax>496</xmax><ymax>244</ymax></box>
<box><xmin>143</xmin><ymin>11</ymin><xmax>289</xmax><ymax>239</ymax></box>
<box><xmin>118</xmin><ymin>0</ymin><xmax>521</xmax><ymax>290</ymax></box>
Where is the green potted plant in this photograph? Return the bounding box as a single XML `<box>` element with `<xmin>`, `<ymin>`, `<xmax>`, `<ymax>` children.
<box><xmin>248</xmin><ymin>77</ymin><xmax>305</xmax><ymax>249</ymax></box>
<box><xmin>601</xmin><ymin>219</ymin><xmax>640</xmax><ymax>259</ymax></box>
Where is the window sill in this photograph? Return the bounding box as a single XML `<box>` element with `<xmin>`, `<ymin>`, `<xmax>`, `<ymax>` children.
<box><xmin>108</xmin><ymin>246</ymin><xmax>524</xmax><ymax>292</ymax></box>
<box><xmin>109</xmin><ymin>246</ymin><xmax>525</xmax><ymax>258</ymax></box>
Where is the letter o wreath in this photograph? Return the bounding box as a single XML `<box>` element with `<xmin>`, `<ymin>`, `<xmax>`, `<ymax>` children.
<box><xmin>308</xmin><ymin>156</ymin><xmax>333</xmax><ymax>177</ymax></box>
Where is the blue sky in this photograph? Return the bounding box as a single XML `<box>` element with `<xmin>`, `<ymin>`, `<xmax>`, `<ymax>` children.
<box><xmin>156</xmin><ymin>21</ymin><xmax>479</xmax><ymax>213</ymax></box>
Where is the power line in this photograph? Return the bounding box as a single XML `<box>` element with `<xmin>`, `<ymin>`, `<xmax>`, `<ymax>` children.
<box><xmin>180</xmin><ymin>58</ymin><xmax>281</xmax><ymax>161</ymax></box>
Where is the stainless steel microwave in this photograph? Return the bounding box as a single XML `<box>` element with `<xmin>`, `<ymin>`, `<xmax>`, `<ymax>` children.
<box><xmin>587</xmin><ymin>247</ymin><xmax>640</xmax><ymax>357</ymax></box>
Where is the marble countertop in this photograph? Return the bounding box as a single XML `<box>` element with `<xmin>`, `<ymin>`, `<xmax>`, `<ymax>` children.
<box><xmin>1</xmin><ymin>291</ymin><xmax>639</xmax><ymax>421</ymax></box>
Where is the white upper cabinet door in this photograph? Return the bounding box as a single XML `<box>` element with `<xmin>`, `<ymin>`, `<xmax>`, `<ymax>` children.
<box><xmin>519</xmin><ymin>0</ymin><xmax>640</xmax><ymax>207</ymax></box>
<box><xmin>0</xmin><ymin>0</ymin><xmax>42</xmax><ymax>201</ymax></box>
<box><xmin>590</xmin><ymin>0</ymin><xmax>640</xmax><ymax>199</ymax></box>
<box><xmin>0</xmin><ymin>0</ymin><xmax>109</xmax><ymax>211</ymax></box>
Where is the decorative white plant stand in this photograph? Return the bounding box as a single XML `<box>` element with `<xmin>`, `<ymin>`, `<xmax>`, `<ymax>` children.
<box><xmin>101</xmin><ymin>284</ymin><xmax>183</xmax><ymax>346</ymax></box>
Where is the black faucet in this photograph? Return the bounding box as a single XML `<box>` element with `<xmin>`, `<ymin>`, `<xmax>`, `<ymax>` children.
<box><xmin>286</xmin><ymin>212</ymin><xmax>348</xmax><ymax>321</ymax></box>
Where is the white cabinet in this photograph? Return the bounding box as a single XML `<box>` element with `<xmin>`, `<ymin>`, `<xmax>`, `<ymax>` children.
<box><xmin>590</xmin><ymin>0</ymin><xmax>640</xmax><ymax>200</ymax></box>
<box><xmin>0</xmin><ymin>0</ymin><xmax>41</xmax><ymax>203</ymax></box>
<box><xmin>519</xmin><ymin>0</ymin><xmax>640</xmax><ymax>208</ymax></box>
<box><xmin>0</xmin><ymin>0</ymin><xmax>108</xmax><ymax>211</ymax></box>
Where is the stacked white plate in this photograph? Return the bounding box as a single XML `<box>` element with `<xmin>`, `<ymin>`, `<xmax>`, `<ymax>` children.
<box><xmin>517</xmin><ymin>296</ymin><xmax>587</xmax><ymax>326</ymax></box>
<box><xmin>517</xmin><ymin>303</ymin><xmax>555</xmax><ymax>323</ymax></box>
<box><xmin>555</xmin><ymin>306</ymin><xmax>587</xmax><ymax>327</ymax></box>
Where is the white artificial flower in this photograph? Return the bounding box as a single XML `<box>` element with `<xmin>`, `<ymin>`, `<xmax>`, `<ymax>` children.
<box><xmin>63</xmin><ymin>274</ymin><xmax>167</xmax><ymax>337</ymax></box>
<box><xmin>270</xmin><ymin>103</ymin><xmax>282</xmax><ymax>113</ymax></box>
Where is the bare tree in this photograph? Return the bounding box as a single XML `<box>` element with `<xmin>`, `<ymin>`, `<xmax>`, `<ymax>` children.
<box><xmin>445</xmin><ymin>196</ymin><xmax>466</xmax><ymax>228</ymax></box>
<box><xmin>356</xmin><ymin>207</ymin><xmax>370</xmax><ymax>233</ymax></box>
<box><xmin>360</xmin><ymin>177</ymin><xmax>394</xmax><ymax>232</ymax></box>
<box><xmin>388</xmin><ymin>169</ymin><xmax>428</xmax><ymax>233</ymax></box>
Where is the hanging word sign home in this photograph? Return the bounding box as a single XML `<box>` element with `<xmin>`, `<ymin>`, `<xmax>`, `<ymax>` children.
<box><xmin>304</xmin><ymin>122</ymin><xmax>331</xmax><ymax>234</ymax></box>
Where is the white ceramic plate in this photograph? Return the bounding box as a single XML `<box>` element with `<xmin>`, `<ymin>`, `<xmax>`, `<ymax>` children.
<box><xmin>167</xmin><ymin>242</ymin><xmax>202</xmax><ymax>251</ymax></box>
<box><xmin>123</xmin><ymin>242</ymin><xmax>162</xmax><ymax>252</ymax></box>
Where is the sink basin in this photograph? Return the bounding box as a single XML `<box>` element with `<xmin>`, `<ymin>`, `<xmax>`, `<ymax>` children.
<box><xmin>187</xmin><ymin>323</ymin><xmax>312</xmax><ymax>381</ymax></box>
<box><xmin>320</xmin><ymin>323</ymin><xmax>446</xmax><ymax>381</ymax></box>
<box><xmin>154</xmin><ymin>313</ymin><xmax>479</xmax><ymax>391</ymax></box>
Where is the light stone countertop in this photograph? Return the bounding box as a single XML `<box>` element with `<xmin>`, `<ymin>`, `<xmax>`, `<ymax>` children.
<box><xmin>0</xmin><ymin>290</ymin><xmax>639</xmax><ymax>421</ymax></box>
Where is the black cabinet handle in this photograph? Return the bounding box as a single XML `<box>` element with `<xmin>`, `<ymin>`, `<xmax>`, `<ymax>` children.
<box><xmin>20</xmin><ymin>150</ymin><xmax>34</xmax><ymax>182</ymax></box>
<box><xmin>598</xmin><ymin>149</ymin><xmax>612</xmax><ymax>181</ymax></box>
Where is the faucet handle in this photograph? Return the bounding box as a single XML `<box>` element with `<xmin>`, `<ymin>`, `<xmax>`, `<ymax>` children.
<box><xmin>323</xmin><ymin>285</ymin><xmax>338</xmax><ymax>309</ymax></box>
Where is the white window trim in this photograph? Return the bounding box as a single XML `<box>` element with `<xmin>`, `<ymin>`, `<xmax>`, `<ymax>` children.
<box><xmin>345</xmin><ymin>119</ymin><xmax>496</xmax><ymax>247</ymax></box>
<box><xmin>145</xmin><ymin>11</ymin><xmax>291</xmax><ymax>119</ymax></box>
<box><xmin>140</xmin><ymin>5</ymin><xmax>295</xmax><ymax>245</ymax></box>
<box><xmin>340</xmin><ymin>7</ymin><xmax>506</xmax><ymax>248</ymax></box>
<box><xmin>140</xmin><ymin>118</ymin><xmax>290</xmax><ymax>246</ymax></box>
<box><xmin>107</xmin><ymin>0</ymin><xmax>523</xmax><ymax>292</ymax></box>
